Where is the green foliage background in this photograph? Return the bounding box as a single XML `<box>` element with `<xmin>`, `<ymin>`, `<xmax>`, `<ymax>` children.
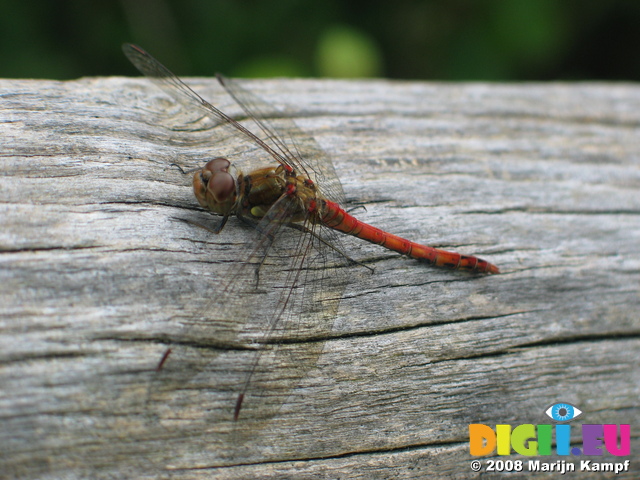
<box><xmin>1</xmin><ymin>0</ymin><xmax>639</xmax><ymax>80</ymax></box>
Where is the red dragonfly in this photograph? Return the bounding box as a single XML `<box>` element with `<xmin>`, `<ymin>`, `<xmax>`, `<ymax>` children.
<box><xmin>123</xmin><ymin>44</ymin><xmax>499</xmax><ymax>423</ymax></box>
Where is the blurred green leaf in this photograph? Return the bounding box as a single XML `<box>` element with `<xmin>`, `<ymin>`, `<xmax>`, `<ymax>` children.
<box><xmin>315</xmin><ymin>25</ymin><xmax>382</xmax><ymax>78</ymax></box>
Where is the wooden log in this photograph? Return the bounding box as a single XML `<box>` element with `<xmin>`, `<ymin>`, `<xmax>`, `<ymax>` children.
<box><xmin>1</xmin><ymin>76</ymin><xmax>639</xmax><ymax>479</ymax></box>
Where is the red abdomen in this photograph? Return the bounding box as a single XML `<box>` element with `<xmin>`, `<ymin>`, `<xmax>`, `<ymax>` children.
<box><xmin>319</xmin><ymin>200</ymin><xmax>499</xmax><ymax>274</ymax></box>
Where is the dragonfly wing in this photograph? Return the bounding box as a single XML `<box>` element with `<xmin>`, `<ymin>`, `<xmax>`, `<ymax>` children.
<box><xmin>216</xmin><ymin>73</ymin><xmax>346</xmax><ymax>205</ymax></box>
<box><xmin>123</xmin><ymin>43</ymin><xmax>356</xmax><ymax>443</ymax></box>
<box><xmin>146</xmin><ymin>192</ymin><xmax>352</xmax><ymax>435</ymax></box>
<box><xmin>124</xmin><ymin>43</ymin><xmax>345</xmax><ymax>204</ymax></box>
<box><xmin>123</xmin><ymin>44</ymin><xmax>291</xmax><ymax>172</ymax></box>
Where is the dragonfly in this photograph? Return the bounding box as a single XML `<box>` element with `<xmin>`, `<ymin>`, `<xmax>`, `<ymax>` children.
<box><xmin>123</xmin><ymin>44</ymin><xmax>500</xmax><ymax>424</ymax></box>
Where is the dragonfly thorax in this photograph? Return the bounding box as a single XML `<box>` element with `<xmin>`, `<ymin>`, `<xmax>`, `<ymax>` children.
<box><xmin>241</xmin><ymin>165</ymin><xmax>317</xmax><ymax>224</ymax></box>
<box><xmin>193</xmin><ymin>157</ymin><xmax>238</xmax><ymax>216</ymax></box>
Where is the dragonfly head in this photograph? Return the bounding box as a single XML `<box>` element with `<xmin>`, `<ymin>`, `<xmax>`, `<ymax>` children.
<box><xmin>193</xmin><ymin>157</ymin><xmax>237</xmax><ymax>215</ymax></box>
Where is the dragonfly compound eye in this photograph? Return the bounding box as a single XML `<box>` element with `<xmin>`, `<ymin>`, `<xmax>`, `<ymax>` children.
<box><xmin>205</xmin><ymin>157</ymin><xmax>231</xmax><ymax>173</ymax></box>
<box><xmin>208</xmin><ymin>171</ymin><xmax>235</xmax><ymax>203</ymax></box>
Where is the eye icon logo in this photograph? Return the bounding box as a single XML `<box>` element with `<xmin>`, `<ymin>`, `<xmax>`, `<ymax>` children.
<box><xmin>545</xmin><ymin>402</ymin><xmax>582</xmax><ymax>422</ymax></box>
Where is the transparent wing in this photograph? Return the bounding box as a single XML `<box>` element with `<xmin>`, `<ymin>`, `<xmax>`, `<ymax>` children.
<box><xmin>123</xmin><ymin>44</ymin><xmax>286</xmax><ymax>168</ymax></box>
<box><xmin>123</xmin><ymin>43</ymin><xmax>345</xmax><ymax>204</ymax></box>
<box><xmin>124</xmin><ymin>44</ymin><xmax>358</xmax><ymax>443</ymax></box>
<box><xmin>146</xmin><ymin>195</ymin><xmax>355</xmax><ymax>445</ymax></box>
<box><xmin>215</xmin><ymin>73</ymin><xmax>346</xmax><ymax>205</ymax></box>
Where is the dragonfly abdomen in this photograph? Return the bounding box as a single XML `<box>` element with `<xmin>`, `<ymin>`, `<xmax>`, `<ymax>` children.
<box><xmin>320</xmin><ymin>200</ymin><xmax>499</xmax><ymax>274</ymax></box>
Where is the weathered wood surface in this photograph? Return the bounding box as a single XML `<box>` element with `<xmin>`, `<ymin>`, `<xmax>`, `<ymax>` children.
<box><xmin>1</xmin><ymin>76</ymin><xmax>639</xmax><ymax>479</ymax></box>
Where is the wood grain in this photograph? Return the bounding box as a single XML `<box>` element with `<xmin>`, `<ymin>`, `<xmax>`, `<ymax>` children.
<box><xmin>1</xmin><ymin>76</ymin><xmax>639</xmax><ymax>479</ymax></box>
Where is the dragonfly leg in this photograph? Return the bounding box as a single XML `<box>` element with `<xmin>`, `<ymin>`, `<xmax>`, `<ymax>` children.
<box><xmin>346</xmin><ymin>204</ymin><xmax>368</xmax><ymax>215</ymax></box>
